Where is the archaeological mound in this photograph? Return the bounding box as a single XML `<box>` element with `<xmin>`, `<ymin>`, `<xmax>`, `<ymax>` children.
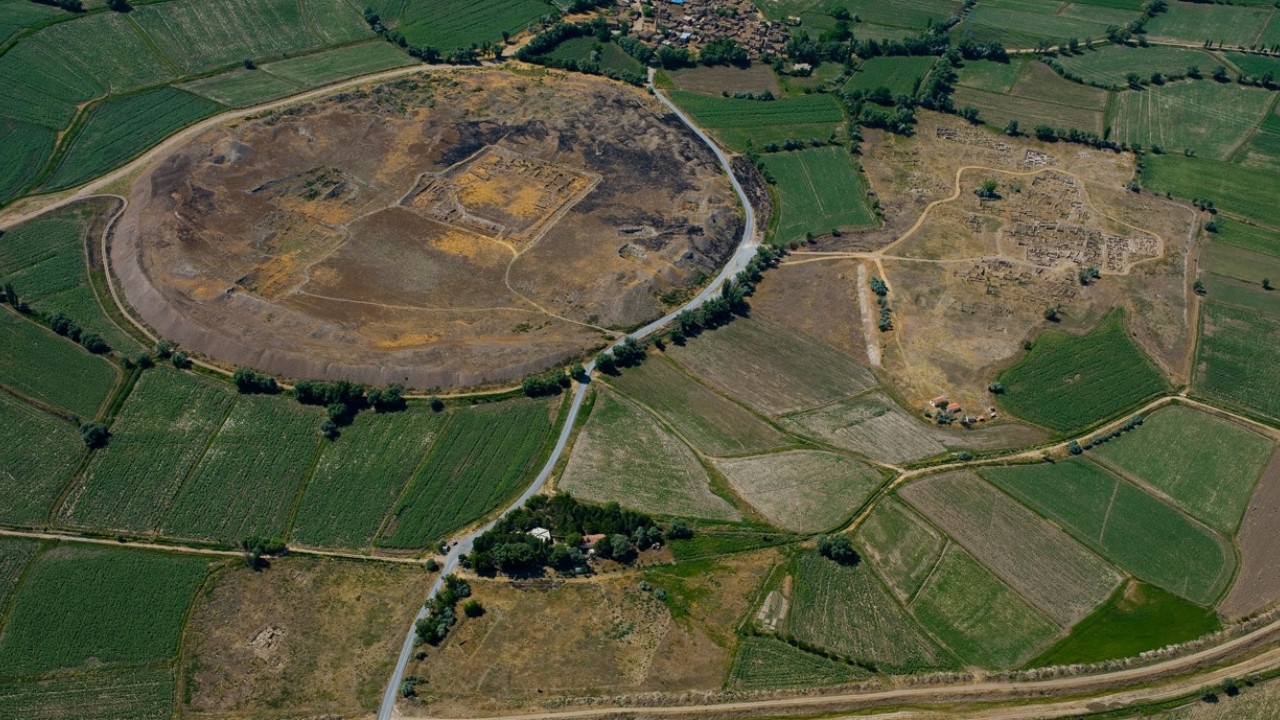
<box><xmin>112</xmin><ymin>70</ymin><xmax>741</xmax><ymax>389</ymax></box>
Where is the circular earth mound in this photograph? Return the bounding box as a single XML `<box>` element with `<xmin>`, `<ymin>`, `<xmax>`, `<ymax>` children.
<box><xmin>113</xmin><ymin>69</ymin><xmax>741</xmax><ymax>389</ymax></box>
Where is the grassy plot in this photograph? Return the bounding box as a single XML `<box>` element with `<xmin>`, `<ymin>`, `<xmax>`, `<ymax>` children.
<box><xmin>665</xmin><ymin>90</ymin><xmax>844</xmax><ymax>152</ymax></box>
<box><xmin>607</xmin><ymin>357</ymin><xmax>791</xmax><ymax>456</ymax></box>
<box><xmin>161</xmin><ymin>395</ymin><xmax>323</xmax><ymax>543</ymax></box>
<box><xmin>0</xmin><ymin>0</ymin><xmax>67</xmax><ymax>45</ymax></box>
<box><xmin>713</xmin><ymin>451</ymin><xmax>881</xmax><ymax>532</ymax></box>
<box><xmin>1203</xmin><ymin>274</ymin><xmax>1280</xmax><ymax>316</ymax></box>
<box><xmin>290</xmin><ymin>406</ymin><xmax>443</xmax><ymax>549</ymax></box>
<box><xmin>0</xmin><ymin>311</ymin><xmax>117</xmax><ymax>419</ymax></box>
<box><xmin>856</xmin><ymin>497</ymin><xmax>945</xmax><ymax>602</ymax></box>
<box><xmin>0</xmin><ymin>668</ymin><xmax>174</xmax><ymax>720</ymax></box>
<box><xmin>665</xmin><ymin>317</ymin><xmax>875</xmax><ymax>416</ymax></box>
<box><xmin>302</xmin><ymin>0</ymin><xmax>377</xmax><ymax>45</ymax></box>
<box><xmin>1094</xmin><ymin>404</ymin><xmax>1273</xmax><ymax>534</ymax></box>
<box><xmin>728</xmin><ymin>637</ymin><xmax>867</xmax><ymax>690</ymax></box>
<box><xmin>998</xmin><ymin>312</ymin><xmax>1167</xmax><ymax>433</ymax></box>
<box><xmin>1109</xmin><ymin>81</ymin><xmax>1274</xmax><ymax>160</ymax></box>
<box><xmin>1195</xmin><ymin>302</ymin><xmax>1280</xmax><ymax>423</ymax></box>
<box><xmin>788</xmin><ymin>551</ymin><xmax>955</xmax><ymax>671</ymax></box>
<box><xmin>761</xmin><ymin>146</ymin><xmax>876</xmax><ymax>244</ymax></box>
<box><xmin>378</xmin><ymin>399</ymin><xmax>555</xmax><ymax>548</ymax></box>
<box><xmin>261</xmin><ymin>41</ymin><xmax>413</xmax><ymax>86</ymax></box>
<box><xmin>1240</xmin><ymin>111</ymin><xmax>1280</xmax><ymax>172</ymax></box>
<box><xmin>179</xmin><ymin>69</ymin><xmax>303</xmax><ymax>107</ymax></box>
<box><xmin>909</xmin><ymin>544</ymin><xmax>1060</xmax><ymax>668</ymax></box>
<box><xmin>901</xmin><ymin>472</ymin><xmax>1121</xmax><ymax>626</ymax></box>
<box><xmin>559</xmin><ymin>391</ymin><xmax>738</xmax><ymax>521</ymax></box>
<box><xmin>32</xmin><ymin>11</ymin><xmax>175</xmax><ymax>93</ymax></box>
<box><xmin>1031</xmin><ymin>581</ymin><xmax>1221</xmax><ymax>667</ymax></box>
<box><xmin>759</xmin><ymin>0</ymin><xmax>962</xmax><ymax>37</ymax></box>
<box><xmin>399</xmin><ymin>0</ymin><xmax>547</xmax><ymax>51</ymax></box>
<box><xmin>956</xmin><ymin>58</ymin><xmax>1027</xmax><ymax>93</ymax></box>
<box><xmin>0</xmin><ymin>538</ymin><xmax>38</xmax><ymax>609</ymax></box>
<box><xmin>45</xmin><ymin>88</ymin><xmax>223</xmax><ymax>191</ymax></box>
<box><xmin>66</xmin><ymin>369</ymin><xmax>234</xmax><ymax>534</ymax></box>
<box><xmin>0</xmin><ymin>393</ymin><xmax>82</xmax><ymax>525</ymax></box>
<box><xmin>0</xmin><ymin>39</ymin><xmax>101</xmax><ymax>129</ymax></box>
<box><xmin>1056</xmin><ymin>46</ymin><xmax>1222</xmax><ymax>87</ymax></box>
<box><xmin>1229</xmin><ymin>53</ymin><xmax>1280</xmax><ymax>80</ymax></box>
<box><xmin>1201</xmin><ymin>242</ymin><xmax>1280</xmax><ymax>287</ymax></box>
<box><xmin>961</xmin><ymin>0</ymin><xmax>1140</xmax><ymax>48</ymax></box>
<box><xmin>0</xmin><ymin>120</ymin><xmax>54</xmax><ymax>204</ymax></box>
<box><xmin>1208</xmin><ymin>220</ymin><xmax>1280</xmax><ymax>259</ymax></box>
<box><xmin>0</xmin><ymin>210</ymin><xmax>82</xmax><ymax>283</ymax></box>
<box><xmin>1146</xmin><ymin>2</ymin><xmax>1274</xmax><ymax>46</ymax></box>
<box><xmin>781</xmin><ymin>391</ymin><xmax>951</xmax><ymax>463</ymax></box>
<box><xmin>981</xmin><ymin>459</ymin><xmax>1234</xmax><ymax>605</ymax></box>
<box><xmin>953</xmin><ymin>61</ymin><xmax>1109</xmax><ymax>133</ymax></box>
<box><xmin>843</xmin><ymin>56</ymin><xmax>937</xmax><ymax>96</ymax></box>
<box><xmin>1144</xmin><ymin>153</ymin><xmax>1280</xmax><ymax>228</ymax></box>
<box><xmin>538</xmin><ymin>36</ymin><xmax>644</xmax><ymax>74</ymax></box>
<box><xmin>0</xmin><ymin>544</ymin><xmax>207</xmax><ymax>677</ymax></box>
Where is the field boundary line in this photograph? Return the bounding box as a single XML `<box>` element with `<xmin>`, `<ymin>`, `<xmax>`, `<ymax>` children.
<box><xmin>1096</xmin><ymin>470</ymin><xmax>1121</xmax><ymax>546</ymax></box>
<box><xmin>0</xmin><ymin>539</ymin><xmax>45</xmax><ymax>640</ymax></box>
<box><xmin>1226</xmin><ymin>92</ymin><xmax>1280</xmax><ymax>164</ymax></box>
<box><xmin>371</xmin><ymin>411</ymin><xmax>455</xmax><ymax>550</ymax></box>
<box><xmin>0</xmin><ymin>375</ymin><xmax>80</xmax><ymax>425</ymax></box>
<box><xmin>280</xmin><ymin>435</ymin><xmax>330</xmax><ymax>541</ymax></box>
<box><xmin>151</xmin><ymin>394</ymin><xmax>238</xmax><ymax>541</ymax></box>
<box><xmin>906</xmin><ymin>538</ymin><xmax>949</xmax><ymax>609</ymax></box>
<box><xmin>123</xmin><ymin>13</ymin><xmax>182</xmax><ymax>77</ymax></box>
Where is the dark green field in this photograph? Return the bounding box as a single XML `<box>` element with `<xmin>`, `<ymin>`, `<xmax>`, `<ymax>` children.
<box><xmin>667</xmin><ymin>90</ymin><xmax>845</xmax><ymax>152</ymax></box>
<box><xmin>998</xmin><ymin>313</ymin><xmax>1168</xmax><ymax>433</ymax></box>
<box><xmin>1143</xmin><ymin>154</ymin><xmax>1280</xmax><ymax>229</ymax></box>
<box><xmin>0</xmin><ymin>310</ymin><xmax>118</xmax><ymax>419</ymax></box>
<box><xmin>1195</xmin><ymin>301</ymin><xmax>1280</xmax><ymax>422</ymax></box>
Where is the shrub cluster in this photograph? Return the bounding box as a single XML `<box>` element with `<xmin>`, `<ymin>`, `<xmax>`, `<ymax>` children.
<box><xmin>415</xmin><ymin>574</ymin><xmax>471</xmax><ymax>645</ymax></box>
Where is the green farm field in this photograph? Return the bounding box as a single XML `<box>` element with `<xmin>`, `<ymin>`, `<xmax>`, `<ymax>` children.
<box><xmin>843</xmin><ymin>56</ymin><xmax>937</xmax><ymax>96</ymax></box>
<box><xmin>788</xmin><ymin>551</ymin><xmax>955</xmax><ymax>671</ymax></box>
<box><xmin>290</xmin><ymin>406</ymin><xmax>444</xmax><ymax>549</ymax></box>
<box><xmin>179</xmin><ymin>69</ymin><xmax>303</xmax><ymax>107</ymax></box>
<box><xmin>909</xmin><ymin>544</ymin><xmax>1060</xmax><ymax>668</ymax></box>
<box><xmin>65</xmin><ymin>369</ymin><xmax>235</xmax><ymax>534</ymax></box>
<box><xmin>398</xmin><ymin>0</ymin><xmax>547</xmax><ymax>51</ymax></box>
<box><xmin>961</xmin><ymin>0</ymin><xmax>1140</xmax><ymax>48</ymax></box>
<box><xmin>1056</xmin><ymin>46</ymin><xmax>1223</xmax><ymax>88</ymax></box>
<box><xmin>998</xmin><ymin>312</ymin><xmax>1168</xmax><ymax>433</ymax></box>
<box><xmin>0</xmin><ymin>537</ymin><xmax>38</xmax><ymax>608</ymax></box>
<box><xmin>261</xmin><ymin>41</ymin><xmax>415</xmax><ymax>86</ymax></box>
<box><xmin>0</xmin><ymin>667</ymin><xmax>175</xmax><ymax>720</ymax></box>
<box><xmin>539</xmin><ymin>36</ymin><xmax>644</xmax><ymax>75</ymax></box>
<box><xmin>856</xmin><ymin>497</ymin><xmax>946</xmax><ymax>602</ymax></box>
<box><xmin>0</xmin><ymin>0</ymin><xmax>67</xmax><ymax>45</ymax></box>
<box><xmin>1209</xmin><ymin>219</ymin><xmax>1280</xmax><ymax>258</ymax></box>
<box><xmin>901</xmin><ymin>472</ymin><xmax>1121</xmax><ymax>626</ymax></box>
<box><xmin>0</xmin><ymin>120</ymin><xmax>54</xmax><ymax>203</ymax></box>
<box><xmin>1200</xmin><ymin>242</ymin><xmax>1280</xmax><ymax>287</ymax></box>
<box><xmin>1229</xmin><ymin>53</ymin><xmax>1280</xmax><ymax>80</ymax></box>
<box><xmin>761</xmin><ymin>146</ymin><xmax>876</xmax><ymax>244</ymax></box>
<box><xmin>758</xmin><ymin>0</ymin><xmax>963</xmax><ymax>37</ymax></box>
<box><xmin>559</xmin><ymin>390</ymin><xmax>738</xmax><ymax>522</ymax></box>
<box><xmin>728</xmin><ymin>637</ymin><xmax>868</xmax><ymax>690</ymax></box>
<box><xmin>0</xmin><ymin>35</ymin><xmax>103</xmax><ymax>130</ymax></box>
<box><xmin>1110</xmin><ymin>81</ymin><xmax>1274</xmax><ymax>160</ymax></box>
<box><xmin>607</xmin><ymin>356</ymin><xmax>792</xmax><ymax>456</ymax></box>
<box><xmin>45</xmin><ymin>88</ymin><xmax>223</xmax><ymax>191</ymax></box>
<box><xmin>666</xmin><ymin>316</ymin><xmax>876</xmax><ymax>416</ymax></box>
<box><xmin>0</xmin><ymin>544</ymin><xmax>207</xmax><ymax>677</ymax></box>
<box><xmin>666</xmin><ymin>90</ymin><xmax>845</xmax><ymax>152</ymax></box>
<box><xmin>0</xmin><ymin>311</ymin><xmax>117</xmax><ymax>419</ymax></box>
<box><xmin>981</xmin><ymin>460</ymin><xmax>1234</xmax><ymax>605</ymax></box>
<box><xmin>1202</xmin><ymin>274</ymin><xmax>1280</xmax><ymax>316</ymax></box>
<box><xmin>1031</xmin><ymin>581</ymin><xmax>1221</xmax><ymax>667</ymax></box>
<box><xmin>1195</xmin><ymin>301</ymin><xmax>1280</xmax><ymax>423</ymax></box>
<box><xmin>956</xmin><ymin>58</ymin><xmax>1027</xmax><ymax>94</ymax></box>
<box><xmin>953</xmin><ymin>61</ymin><xmax>1109</xmax><ymax>133</ymax></box>
<box><xmin>33</xmin><ymin>11</ymin><xmax>175</xmax><ymax>93</ymax></box>
<box><xmin>1093</xmin><ymin>404</ymin><xmax>1274</xmax><ymax>534</ymax></box>
<box><xmin>1146</xmin><ymin>2</ymin><xmax>1276</xmax><ymax>47</ymax></box>
<box><xmin>1144</xmin><ymin>153</ymin><xmax>1280</xmax><ymax>229</ymax></box>
<box><xmin>378</xmin><ymin>398</ymin><xmax>557</xmax><ymax>548</ymax></box>
<box><xmin>713</xmin><ymin>451</ymin><xmax>881</xmax><ymax>532</ymax></box>
<box><xmin>0</xmin><ymin>393</ymin><xmax>83</xmax><ymax>525</ymax></box>
<box><xmin>160</xmin><ymin>395</ymin><xmax>323</xmax><ymax>543</ymax></box>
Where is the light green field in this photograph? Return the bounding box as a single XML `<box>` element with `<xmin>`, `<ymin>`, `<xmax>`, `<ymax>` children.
<box><xmin>0</xmin><ymin>544</ymin><xmax>207</xmax><ymax>677</ymax></box>
<box><xmin>1201</xmin><ymin>242</ymin><xmax>1280</xmax><ymax>287</ymax></box>
<box><xmin>953</xmin><ymin>61</ymin><xmax>1109</xmax><ymax>133</ymax></box>
<box><xmin>1093</xmin><ymin>405</ymin><xmax>1273</xmax><ymax>535</ymax></box>
<box><xmin>788</xmin><ymin>551</ymin><xmax>955</xmax><ymax>671</ymax></box>
<box><xmin>665</xmin><ymin>317</ymin><xmax>876</xmax><ymax>416</ymax></box>
<box><xmin>160</xmin><ymin>395</ymin><xmax>323</xmax><ymax>543</ymax></box>
<box><xmin>843</xmin><ymin>56</ymin><xmax>937</xmax><ymax>96</ymax></box>
<box><xmin>540</xmin><ymin>36</ymin><xmax>645</xmax><ymax>75</ymax></box>
<box><xmin>1229</xmin><ymin>53</ymin><xmax>1280</xmax><ymax>80</ymax></box>
<box><xmin>856</xmin><ymin>497</ymin><xmax>946</xmax><ymax>602</ymax></box>
<box><xmin>759</xmin><ymin>0</ymin><xmax>963</xmax><ymax>37</ymax></box>
<box><xmin>1202</xmin><ymin>274</ymin><xmax>1280</xmax><ymax>316</ymax></box>
<box><xmin>666</xmin><ymin>90</ymin><xmax>845</xmax><ymax>152</ymax></box>
<box><xmin>1056</xmin><ymin>46</ymin><xmax>1223</xmax><ymax>87</ymax></box>
<box><xmin>607</xmin><ymin>357</ymin><xmax>792</xmax><ymax>456</ymax></box>
<box><xmin>261</xmin><ymin>41</ymin><xmax>413</xmax><ymax>86</ymax></box>
<box><xmin>560</xmin><ymin>390</ymin><xmax>739</xmax><ymax>522</ymax></box>
<box><xmin>32</xmin><ymin>11</ymin><xmax>175</xmax><ymax>93</ymax></box>
<box><xmin>67</xmin><ymin>369</ymin><xmax>235</xmax><ymax>534</ymax></box>
<box><xmin>981</xmin><ymin>460</ymin><xmax>1234</xmax><ymax>605</ymax></box>
<box><xmin>962</xmin><ymin>0</ymin><xmax>1141</xmax><ymax>48</ymax></box>
<box><xmin>998</xmin><ymin>312</ymin><xmax>1168</xmax><ymax>433</ymax></box>
<box><xmin>1195</xmin><ymin>301</ymin><xmax>1280</xmax><ymax>423</ymax></box>
<box><xmin>1143</xmin><ymin>153</ymin><xmax>1280</xmax><ymax>229</ymax></box>
<box><xmin>179</xmin><ymin>69</ymin><xmax>303</xmax><ymax>107</ymax></box>
<box><xmin>0</xmin><ymin>667</ymin><xmax>174</xmax><ymax>720</ymax></box>
<box><xmin>902</xmin><ymin>472</ymin><xmax>1121</xmax><ymax>626</ymax></box>
<box><xmin>713</xmin><ymin>451</ymin><xmax>881</xmax><ymax>532</ymax></box>
<box><xmin>956</xmin><ymin>58</ymin><xmax>1027</xmax><ymax>94</ymax></box>
<box><xmin>1146</xmin><ymin>2</ymin><xmax>1275</xmax><ymax>47</ymax></box>
<box><xmin>0</xmin><ymin>38</ymin><xmax>100</xmax><ymax>129</ymax></box>
<box><xmin>1209</xmin><ymin>219</ymin><xmax>1280</xmax><ymax>258</ymax></box>
<box><xmin>290</xmin><ymin>406</ymin><xmax>443</xmax><ymax>549</ymax></box>
<box><xmin>0</xmin><ymin>311</ymin><xmax>117</xmax><ymax>419</ymax></box>
<box><xmin>1110</xmin><ymin>81</ymin><xmax>1275</xmax><ymax>160</ymax></box>
<box><xmin>909</xmin><ymin>544</ymin><xmax>1060</xmax><ymax>668</ymax></box>
<box><xmin>0</xmin><ymin>393</ymin><xmax>82</xmax><ymax>525</ymax></box>
<box><xmin>761</xmin><ymin>146</ymin><xmax>876</xmax><ymax>244</ymax></box>
<box><xmin>399</xmin><ymin>0</ymin><xmax>547</xmax><ymax>51</ymax></box>
<box><xmin>728</xmin><ymin>637</ymin><xmax>868</xmax><ymax>690</ymax></box>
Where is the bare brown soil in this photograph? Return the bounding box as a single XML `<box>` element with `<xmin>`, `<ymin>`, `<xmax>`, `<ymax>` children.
<box><xmin>1221</xmin><ymin>448</ymin><xmax>1280</xmax><ymax>619</ymax></box>
<box><xmin>669</xmin><ymin>65</ymin><xmax>782</xmax><ymax>96</ymax></box>
<box><xmin>179</xmin><ymin>556</ymin><xmax>431</xmax><ymax>718</ymax></box>
<box><xmin>113</xmin><ymin>69</ymin><xmax>739</xmax><ymax>389</ymax></box>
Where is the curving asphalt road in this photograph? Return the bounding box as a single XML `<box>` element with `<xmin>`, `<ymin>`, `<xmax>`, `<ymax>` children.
<box><xmin>374</xmin><ymin>76</ymin><xmax>759</xmax><ymax>720</ymax></box>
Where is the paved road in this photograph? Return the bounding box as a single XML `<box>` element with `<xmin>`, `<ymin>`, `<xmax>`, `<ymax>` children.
<box><xmin>374</xmin><ymin>77</ymin><xmax>759</xmax><ymax>720</ymax></box>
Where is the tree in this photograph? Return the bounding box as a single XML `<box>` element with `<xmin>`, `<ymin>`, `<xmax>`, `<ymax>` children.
<box><xmin>959</xmin><ymin>105</ymin><xmax>980</xmax><ymax>124</ymax></box>
<box><xmin>1213</xmin><ymin>66</ymin><xmax>1230</xmax><ymax>82</ymax></box>
<box><xmin>368</xmin><ymin>384</ymin><xmax>405</xmax><ymax>411</ymax></box>
<box><xmin>1003</xmin><ymin>119</ymin><xmax>1020</xmax><ymax>136</ymax></box>
<box><xmin>80</xmin><ymin>332</ymin><xmax>108</xmax><ymax>354</ymax></box>
<box><xmin>170</xmin><ymin>351</ymin><xmax>191</xmax><ymax>369</ymax></box>
<box><xmin>80</xmin><ymin>421</ymin><xmax>109</xmax><ymax>448</ymax></box>
<box><xmin>666</xmin><ymin>518</ymin><xmax>693</xmax><ymax>540</ymax></box>
<box><xmin>107</xmin><ymin>0</ymin><xmax>130</xmax><ymax>11</ymax></box>
<box><xmin>818</xmin><ymin>534</ymin><xmax>859</xmax><ymax>565</ymax></box>
<box><xmin>1193</xmin><ymin>278</ymin><xmax>1206</xmax><ymax>295</ymax></box>
<box><xmin>595</xmin><ymin>352</ymin><xmax>617</xmax><ymax>375</ymax></box>
<box><xmin>1044</xmin><ymin>306</ymin><xmax>1060</xmax><ymax>322</ymax></box>
<box><xmin>463</xmin><ymin>600</ymin><xmax>485</xmax><ymax>617</ymax></box>
<box><xmin>608</xmin><ymin>533</ymin><xmax>634</xmax><ymax>562</ymax></box>
<box><xmin>428</xmin><ymin>395</ymin><xmax>444</xmax><ymax>412</ymax></box>
<box><xmin>425</xmin><ymin>558</ymin><xmax>440</xmax><ymax>572</ymax></box>
<box><xmin>233</xmin><ymin>367</ymin><xmax>279</xmax><ymax>394</ymax></box>
<box><xmin>1265</xmin><ymin>278</ymin><xmax>1273</xmax><ymax>291</ymax></box>
<box><xmin>974</xmin><ymin>180</ymin><xmax>999</xmax><ymax>199</ymax></box>
<box><xmin>1126</xmin><ymin>72</ymin><xmax>1142</xmax><ymax>88</ymax></box>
